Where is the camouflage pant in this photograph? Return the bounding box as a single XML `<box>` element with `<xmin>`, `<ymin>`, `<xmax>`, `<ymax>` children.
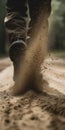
<box><xmin>5</xmin><ymin>0</ymin><xmax>51</xmax><ymax>44</ymax></box>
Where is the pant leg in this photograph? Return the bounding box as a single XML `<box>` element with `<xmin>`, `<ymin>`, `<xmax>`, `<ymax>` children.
<box><xmin>28</xmin><ymin>0</ymin><xmax>51</xmax><ymax>41</ymax></box>
<box><xmin>5</xmin><ymin>0</ymin><xmax>28</xmax><ymax>44</ymax></box>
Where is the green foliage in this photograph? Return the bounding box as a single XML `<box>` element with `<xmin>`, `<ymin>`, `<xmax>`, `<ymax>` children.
<box><xmin>49</xmin><ymin>0</ymin><xmax>65</xmax><ymax>50</ymax></box>
<box><xmin>0</xmin><ymin>0</ymin><xmax>7</xmax><ymax>55</ymax></box>
<box><xmin>0</xmin><ymin>0</ymin><xmax>6</xmax><ymax>21</ymax></box>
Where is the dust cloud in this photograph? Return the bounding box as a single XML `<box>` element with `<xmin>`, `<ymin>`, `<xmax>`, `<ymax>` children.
<box><xmin>11</xmin><ymin>10</ymin><xmax>49</xmax><ymax>95</ymax></box>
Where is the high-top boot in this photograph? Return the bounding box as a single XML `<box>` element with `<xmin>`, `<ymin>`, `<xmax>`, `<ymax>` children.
<box><xmin>9</xmin><ymin>40</ymin><xmax>27</xmax><ymax>81</ymax></box>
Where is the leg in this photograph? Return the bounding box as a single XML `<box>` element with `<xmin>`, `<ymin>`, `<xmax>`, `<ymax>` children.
<box><xmin>28</xmin><ymin>0</ymin><xmax>51</xmax><ymax>42</ymax></box>
<box><xmin>26</xmin><ymin>0</ymin><xmax>52</xmax><ymax>92</ymax></box>
<box><xmin>5</xmin><ymin>0</ymin><xmax>28</xmax><ymax>43</ymax></box>
<box><xmin>5</xmin><ymin>0</ymin><xmax>28</xmax><ymax>80</ymax></box>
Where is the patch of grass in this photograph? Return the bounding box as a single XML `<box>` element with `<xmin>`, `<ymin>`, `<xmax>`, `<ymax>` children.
<box><xmin>51</xmin><ymin>50</ymin><xmax>65</xmax><ymax>59</ymax></box>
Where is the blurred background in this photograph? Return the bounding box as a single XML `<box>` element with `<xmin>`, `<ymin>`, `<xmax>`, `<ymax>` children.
<box><xmin>48</xmin><ymin>0</ymin><xmax>65</xmax><ymax>58</ymax></box>
<box><xmin>0</xmin><ymin>0</ymin><xmax>65</xmax><ymax>57</ymax></box>
<box><xmin>0</xmin><ymin>0</ymin><xmax>7</xmax><ymax>57</ymax></box>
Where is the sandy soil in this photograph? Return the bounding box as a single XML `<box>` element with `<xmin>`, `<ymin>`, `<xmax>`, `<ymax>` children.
<box><xmin>0</xmin><ymin>56</ymin><xmax>65</xmax><ymax>130</ymax></box>
<box><xmin>0</xmin><ymin>58</ymin><xmax>11</xmax><ymax>71</ymax></box>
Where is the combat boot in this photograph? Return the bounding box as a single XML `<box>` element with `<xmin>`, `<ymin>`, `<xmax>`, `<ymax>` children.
<box><xmin>9</xmin><ymin>40</ymin><xmax>27</xmax><ymax>81</ymax></box>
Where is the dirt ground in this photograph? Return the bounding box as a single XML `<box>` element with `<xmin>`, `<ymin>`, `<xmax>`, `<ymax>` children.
<box><xmin>0</xmin><ymin>56</ymin><xmax>65</xmax><ymax>130</ymax></box>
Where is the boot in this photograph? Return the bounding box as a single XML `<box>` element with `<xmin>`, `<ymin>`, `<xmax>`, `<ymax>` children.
<box><xmin>9</xmin><ymin>40</ymin><xmax>27</xmax><ymax>81</ymax></box>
